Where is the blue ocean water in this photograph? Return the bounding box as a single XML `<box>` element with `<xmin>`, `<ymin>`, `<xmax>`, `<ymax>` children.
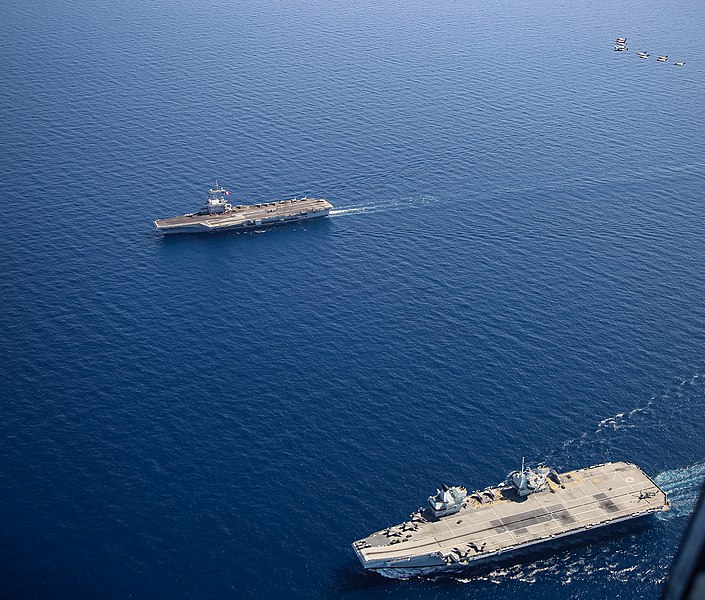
<box><xmin>2</xmin><ymin>0</ymin><xmax>705</xmax><ymax>598</ymax></box>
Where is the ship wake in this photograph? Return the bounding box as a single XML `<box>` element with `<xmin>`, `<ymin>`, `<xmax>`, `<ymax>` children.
<box><xmin>544</xmin><ymin>370</ymin><xmax>705</xmax><ymax>467</ymax></box>
<box><xmin>329</xmin><ymin>195</ymin><xmax>439</xmax><ymax>217</ymax></box>
<box><xmin>656</xmin><ymin>461</ymin><xmax>705</xmax><ymax>518</ymax></box>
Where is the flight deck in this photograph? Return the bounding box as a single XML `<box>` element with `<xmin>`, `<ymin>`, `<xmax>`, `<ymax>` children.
<box><xmin>353</xmin><ymin>461</ymin><xmax>668</xmax><ymax>577</ymax></box>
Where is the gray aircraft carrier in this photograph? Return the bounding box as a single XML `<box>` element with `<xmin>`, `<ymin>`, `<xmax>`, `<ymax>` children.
<box><xmin>154</xmin><ymin>184</ymin><xmax>333</xmax><ymax>234</ymax></box>
<box><xmin>352</xmin><ymin>461</ymin><xmax>669</xmax><ymax>578</ymax></box>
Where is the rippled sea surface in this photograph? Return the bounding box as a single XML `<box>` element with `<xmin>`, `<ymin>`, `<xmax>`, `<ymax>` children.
<box><xmin>2</xmin><ymin>0</ymin><xmax>705</xmax><ymax>598</ymax></box>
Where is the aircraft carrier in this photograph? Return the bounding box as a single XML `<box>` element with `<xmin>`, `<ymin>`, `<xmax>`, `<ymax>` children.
<box><xmin>352</xmin><ymin>461</ymin><xmax>669</xmax><ymax>578</ymax></box>
<box><xmin>154</xmin><ymin>184</ymin><xmax>333</xmax><ymax>234</ymax></box>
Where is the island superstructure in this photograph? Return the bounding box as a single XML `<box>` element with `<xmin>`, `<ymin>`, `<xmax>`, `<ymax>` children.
<box><xmin>154</xmin><ymin>184</ymin><xmax>333</xmax><ymax>234</ymax></box>
<box><xmin>353</xmin><ymin>461</ymin><xmax>669</xmax><ymax>578</ymax></box>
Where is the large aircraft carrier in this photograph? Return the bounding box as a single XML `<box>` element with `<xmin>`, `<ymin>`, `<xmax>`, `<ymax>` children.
<box><xmin>352</xmin><ymin>461</ymin><xmax>669</xmax><ymax>578</ymax></box>
<box><xmin>154</xmin><ymin>184</ymin><xmax>332</xmax><ymax>234</ymax></box>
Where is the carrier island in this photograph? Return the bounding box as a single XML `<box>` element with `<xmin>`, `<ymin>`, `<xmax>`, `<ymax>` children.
<box><xmin>154</xmin><ymin>184</ymin><xmax>333</xmax><ymax>234</ymax></box>
<box><xmin>352</xmin><ymin>461</ymin><xmax>669</xmax><ymax>578</ymax></box>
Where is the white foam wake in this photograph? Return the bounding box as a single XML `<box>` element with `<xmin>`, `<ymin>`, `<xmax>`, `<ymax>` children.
<box><xmin>553</xmin><ymin>370</ymin><xmax>704</xmax><ymax>457</ymax></box>
<box><xmin>329</xmin><ymin>195</ymin><xmax>439</xmax><ymax>218</ymax></box>
<box><xmin>655</xmin><ymin>461</ymin><xmax>705</xmax><ymax>518</ymax></box>
<box><xmin>329</xmin><ymin>205</ymin><xmax>389</xmax><ymax>217</ymax></box>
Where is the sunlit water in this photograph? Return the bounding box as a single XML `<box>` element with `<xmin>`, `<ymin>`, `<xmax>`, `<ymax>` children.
<box><xmin>1</xmin><ymin>0</ymin><xmax>704</xmax><ymax>598</ymax></box>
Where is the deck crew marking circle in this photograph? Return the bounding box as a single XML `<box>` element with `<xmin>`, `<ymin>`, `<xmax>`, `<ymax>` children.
<box><xmin>625</xmin><ymin>477</ymin><xmax>635</xmax><ymax>483</ymax></box>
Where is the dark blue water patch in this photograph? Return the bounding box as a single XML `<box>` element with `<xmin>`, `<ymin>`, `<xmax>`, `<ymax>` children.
<box><xmin>2</xmin><ymin>0</ymin><xmax>705</xmax><ymax>598</ymax></box>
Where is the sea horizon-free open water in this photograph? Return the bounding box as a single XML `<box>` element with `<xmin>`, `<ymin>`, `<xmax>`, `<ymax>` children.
<box><xmin>1</xmin><ymin>0</ymin><xmax>704</xmax><ymax>598</ymax></box>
